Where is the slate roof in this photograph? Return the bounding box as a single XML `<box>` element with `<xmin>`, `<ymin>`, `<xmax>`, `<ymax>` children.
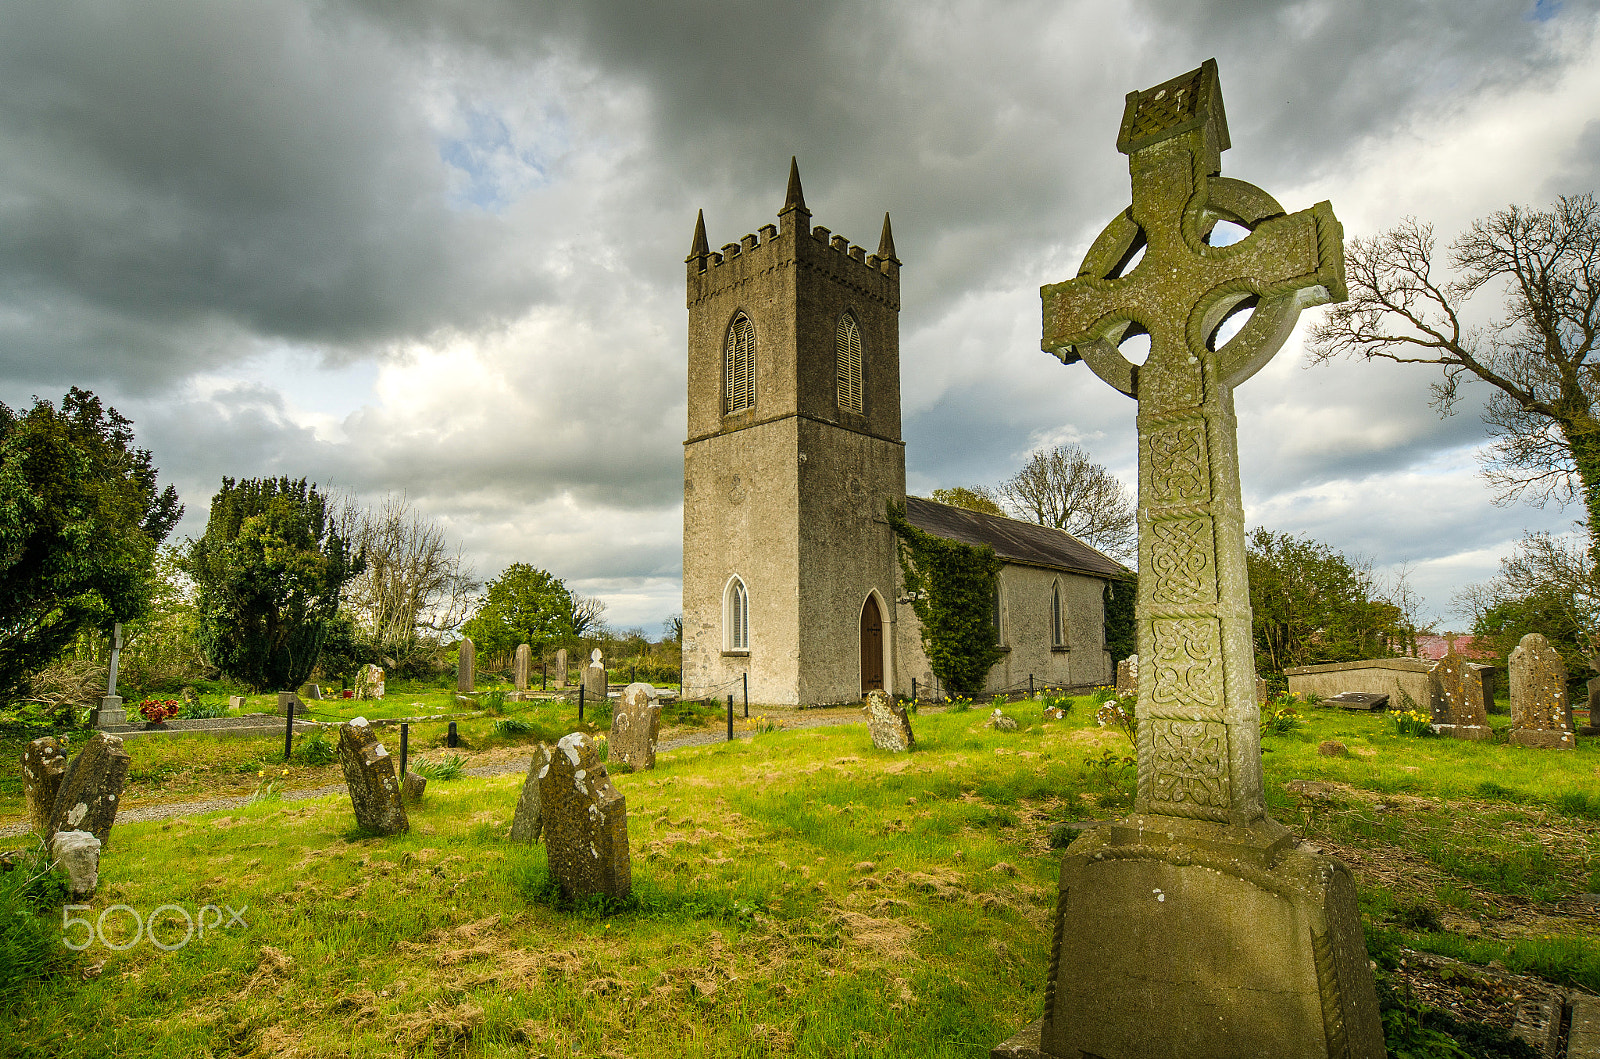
<box><xmin>903</xmin><ymin>496</ymin><xmax>1128</xmax><ymax>580</ymax></box>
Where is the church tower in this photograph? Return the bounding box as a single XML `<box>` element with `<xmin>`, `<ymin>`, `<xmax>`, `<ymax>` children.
<box><xmin>682</xmin><ymin>160</ymin><xmax>907</xmax><ymax>705</ymax></box>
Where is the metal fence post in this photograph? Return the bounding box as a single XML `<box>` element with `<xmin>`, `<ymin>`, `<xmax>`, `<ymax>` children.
<box><xmin>578</xmin><ymin>685</ymin><xmax>585</xmax><ymax>722</ymax></box>
<box><xmin>727</xmin><ymin>694</ymin><xmax>734</xmax><ymax>741</ymax></box>
<box><xmin>743</xmin><ymin>673</ymin><xmax>749</xmax><ymax>718</ymax></box>
<box><xmin>400</xmin><ymin>723</ymin><xmax>409</xmax><ymax>776</ymax></box>
<box><xmin>283</xmin><ymin>698</ymin><xmax>295</xmax><ymax>762</ymax></box>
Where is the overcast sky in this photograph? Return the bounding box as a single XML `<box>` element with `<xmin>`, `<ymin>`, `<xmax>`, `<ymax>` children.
<box><xmin>2</xmin><ymin>0</ymin><xmax>1596</xmax><ymax>633</ymax></box>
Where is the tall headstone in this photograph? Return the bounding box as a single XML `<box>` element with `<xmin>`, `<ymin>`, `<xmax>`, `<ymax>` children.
<box><xmin>541</xmin><ymin>733</ymin><xmax>631</xmax><ymax>900</ymax></box>
<box><xmin>514</xmin><ymin>643</ymin><xmax>532</xmax><ymax>699</ymax></box>
<box><xmin>93</xmin><ymin>622</ymin><xmax>126</xmax><ymax>727</ymax></box>
<box><xmin>864</xmin><ymin>689</ymin><xmax>914</xmax><ymax>752</ymax></box>
<box><xmin>610</xmin><ymin>683</ymin><xmax>662</xmax><ymax>770</ymax></box>
<box><xmin>554</xmin><ymin>647</ymin><xmax>568</xmax><ymax>689</ymax></box>
<box><xmin>457</xmin><ymin>637</ymin><xmax>476</xmax><ymax>694</ymax></box>
<box><xmin>510</xmin><ymin>744</ymin><xmax>552</xmax><ymax>843</ymax></box>
<box><xmin>336</xmin><ymin>718</ymin><xmax>409</xmax><ymax>835</ymax></box>
<box><xmin>46</xmin><ymin>733</ymin><xmax>130</xmax><ymax>847</ymax></box>
<box><xmin>1115</xmin><ymin>654</ymin><xmax>1139</xmax><ymax>697</ymax></box>
<box><xmin>22</xmin><ymin>737</ymin><xmax>69</xmax><ymax>836</ymax></box>
<box><xmin>584</xmin><ymin>649</ymin><xmax>607</xmax><ymax>706</ymax></box>
<box><xmin>1429</xmin><ymin>649</ymin><xmax>1490</xmax><ymax>740</ymax></box>
<box><xmin>998</xmin><ymin>60</ymin><xmax>1382</xmax><ymax>1059</ymax></box>
<box><xmin>355</xmin><ymin>664</ymin><xmax>385</xmax><ymax>700</ymax></box>
<box><xmin>1509</xmin><ymin>633</ymin><xmax>1574</xmax><ymax>749</ymax></box>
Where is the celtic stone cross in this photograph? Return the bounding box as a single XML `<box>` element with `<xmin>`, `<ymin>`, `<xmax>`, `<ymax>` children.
<box><xmin>1043</xmin><ymin>59</ymin><xmax>1345</xmax><ymax>827</ymax></box>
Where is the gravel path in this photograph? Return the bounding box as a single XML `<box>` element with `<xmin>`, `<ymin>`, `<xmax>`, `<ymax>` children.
<box><xmin>1</xmin><ymin>706</ymin><xmax>872</xmax><ymax>839</ymax></box>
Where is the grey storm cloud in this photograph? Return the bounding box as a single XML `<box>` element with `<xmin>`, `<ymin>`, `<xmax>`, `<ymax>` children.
<box><xmin>1</xmin><ymin>0</ymin><xmax>1597</xmax><ymax>629</ymax></box>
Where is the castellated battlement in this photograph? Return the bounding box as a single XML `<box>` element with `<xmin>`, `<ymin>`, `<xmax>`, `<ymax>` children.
<box><xmin>685</xmin><ymin>159</ymin><xmax>901</xmax><ymax>311</ymax></box>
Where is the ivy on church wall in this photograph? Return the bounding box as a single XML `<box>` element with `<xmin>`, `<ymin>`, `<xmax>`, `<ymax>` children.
<box><xmin>1103</xmin><ymin>572</ymin><xmax>1137</xmax><ymax>665</ymax></box>
<box><xmin>887</xmin><ymin>502</ymin><xmax>1005</xmax><ymax>697</ymax></box>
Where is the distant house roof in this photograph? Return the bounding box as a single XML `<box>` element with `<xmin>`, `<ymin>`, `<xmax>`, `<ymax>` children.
<box><xmin>903</xmin><ymin>496</ymin><xmax>1128</xmax><ymax>580</ymax></box>
<box><xmin>1413</xmin><ymin>634</ymin><xmax>1497</xmax><ymax>662</ymax></box>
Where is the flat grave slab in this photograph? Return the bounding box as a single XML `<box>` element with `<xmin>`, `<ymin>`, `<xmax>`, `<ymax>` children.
<box><xmin>1326</xmin><ymin>692</ymin><xmax>1389</xmax><ymax>711</ymax></box>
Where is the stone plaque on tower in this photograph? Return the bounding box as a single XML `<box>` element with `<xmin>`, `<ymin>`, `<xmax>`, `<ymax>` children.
<box><xmin>995</xmin><ymin>61</ymin><xmax>1382</xmax><ymax>1058</ymax></box>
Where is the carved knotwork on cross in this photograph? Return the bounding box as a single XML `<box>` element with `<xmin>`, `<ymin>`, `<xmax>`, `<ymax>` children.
<box><xmin>1042</xmin><ymin>59</ymin><xmax>1347</xmax><ymax>826</ymax></box>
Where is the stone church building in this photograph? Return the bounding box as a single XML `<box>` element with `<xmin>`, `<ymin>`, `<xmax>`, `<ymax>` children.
<box><xmin>682</xmin><ymin>162</ymin><xmax>1125</xmax><ymax>706</ymax></box>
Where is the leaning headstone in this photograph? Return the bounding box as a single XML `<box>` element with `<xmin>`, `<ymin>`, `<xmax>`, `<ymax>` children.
<box><xmin>997</xmin><ymin>61</ymin><xmax>1383</xmax><ymax>1059</ymax></box>
<box><xmin>1429</xmin><ymin>649</ymin><xmax>1490</xmax><ymax>741</ymax></box>
<box><xmin>46</xmin><ymin>733</ymin><xmax>130</xmax><ymax>846</ymax></box>
<box><xmin>540</xmin><ymin>733</ymin><xmax>630</xmax><ymax>900</ymax></box>
<box><xmin>611</xmin><ymin>683</ymin><xmax>662</xmax><ymax>770</ymax></box>
<box><xmin>402</xmin><ymin>771</ymin><xmax>426</xmax><ymax>804</ymax></box>
<box><xmin>554</xmin><ymin>647</ymin><xmax>568</xmax><ymax>689</ymax></box>
<box><xmin>336</xmin><ymin>718</ymin><xmax>408</xmax><ymax>835</ymax></box>
<box><xmin>276</xmin><ymin>691</ymin><xmax>304</xmax><ymax>716</ymax></box>
<box><xmin>306</xmin><ymin>684</ymin><xmax>323</xmax><ymax>701</ymax></box>
<box><xmin>1115</xmin><ymin>654</ymin><xmax>1139</xmax><ymax>697</ymax></box>
<box><xmin>510</xmin><ymin>744</ymin><xmax>553</xmax><ymax>844</ymax></box>
<box><xmin>22</xmin><ymin>737</ymin><xmax>68</xmax><ymax>836</ymax></box>
<box><xmin>864</xmin><ymin>690</ymin><xmax>914</xmax><ymax>752</ymax></box>
<box><xmin>51</xmin><ymin>831</ymin><xmax>101</xmax><ymax>899</ymax></box>
<box><xmin>1509</xmin><ymin>633</ymin><xmax>1574</xmax><ymax>749</ymax></box>
<box><xmin>1326</xmin><ymin>691</ymin><xmax>1388</xmax><ymax>711</ymax></box>
<box><xmin>457</xmin><ymin>637</ymin><xmax>476</xmax><ymax>694</ymax></box>
<box><xmin>513</xmin><ymin>643</ymin><xmax>532</xmax><ymax>700</ymax></box>
<box><xmin>584</xmin><ymin>652</ymin><xmax>607</xmax><ymax>706</ymax></box>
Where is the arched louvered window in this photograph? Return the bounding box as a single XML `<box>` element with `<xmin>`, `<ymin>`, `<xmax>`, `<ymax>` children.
<box><xmin>836</xmin><ymin>313</ymin><xmax>862</xmax><ymax>413</ymax></box>
<box><xmin>1051</xmin><ymin>580</ymin><xmax>1068</xmax><ymax>647</ymax></box>
<box><xmin>725</xmin><ymin>314</ymin><xmax>756</xmax><ymax>414</ymax></box>
<box><xmin>724</xmin><ymin>576</ymin><xmax>749</xmax><ymax>652</ymax></box>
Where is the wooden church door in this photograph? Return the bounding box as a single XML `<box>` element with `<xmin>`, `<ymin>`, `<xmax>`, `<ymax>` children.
<box><xmin>860</xmin><ymin>596</ymin><xmax>884</xmax><ymax>694</ymax></box>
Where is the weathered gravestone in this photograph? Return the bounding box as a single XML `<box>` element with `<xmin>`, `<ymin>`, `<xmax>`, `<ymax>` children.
<box><xmin>457</xmin><ymin>637</ymin><xmax>476</xmax><ymax>694</ymax></box>
<box><xmin>46</xmin><ymin>732</ymin><xmax>131</xmax><ymax>847</ymax></box>
<box><xmin>402</xmin><ymin>771</ymin><xmax>427</xmax><ymax>804</ymax></box>
<box><xmin>354</xmin><ymin>665</ymin><xmax>385</xmax><ymax>700</ymax></box>
<box><xmin>997</xmin><ymin>60</ymin><xmax>1382</xmax><ymax>1059</ymax></box>
<box><xmin>336</xmin><ymin>718</ymin><xmax>408</xmax><ymax>835</ymax></box>
<box><xmin>275</xmin><ymin>691</ymin><xmax>304</xmax><ymax>716</ymax></box>
<box><xmin>22</xmin><ymin>737</ymin><xmax>68</xmax><ymax>836</ymax></box>
<box><xmin>51</xmin><ymin>830</ymin><xmax>101</xmax><ymax>898</ymax></box>
<box><xmin>510</xmin><ymin>743</ymin><xmax>553</xmax><ymax>843</ymax></box>
<box><xmin>988</xmin><ymin>707</ymin><xmax>1019</xmax><ymax>732</ymax></box>
<box><xmin>1115</xmin><ymin>654</ymin><xmax>1139</xmax><ymax>697</ymax></box>
<box><xmin>1255</xmin><ymin>676</ymin><xmax>1269</xmax><ymax>705</ymax></box>
<box><xmin>554</xmin><ymin>648</ymin><xmax>568</xmax><ymax>689</ymax></box>
<box><xmin>228</xmin><ymin>695</ymin><xmax>246</xmax><ymax>710</ymax></box>
<box><xmin>584</xmin><ymin>650</ymin><xmax>607</xmax><ymax>706</ymax></box>
<box><xmin>611</xmin><ymin>683</ymin><xmax>662</xmax><ymax>770</ymax></box>
<box><xmin>1586</xmin><ymin>676</ymin><xmax>1600</xmax><ymax>736</ymax></box>
<box><xmin>541</xmin><ymin>733</ymin><xmax>631</xmax><ymax>900</ymax></box>
<box><xmin>864</xmin><ymin>689</ymin><xmax>914</xmax><ymax>752</ymax></box>
<box><xmin>1430</xmin><ymin>649</ymin><xmax>1490</xmax><ymax>741</ymax></box>
<box><xmin>1509</xmin><ymin>632</ymin><xmax>1574</xmax><ymax>749</ymax></box>
<box><xmin>513</xmin><ymin>643</ymin><xmax>532</xmax><ymax>700</ymax></box>
<box><xmin>306</xmin><ymin>684</ymin><xmax>323</xmax><ymax>701</ymax></box>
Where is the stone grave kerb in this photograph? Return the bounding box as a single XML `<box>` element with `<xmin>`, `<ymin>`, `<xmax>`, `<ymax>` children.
<box><xmin>1042</xmin><ymin>57</ymin><xmax>1345</xmax><ymax>828</ymax></box>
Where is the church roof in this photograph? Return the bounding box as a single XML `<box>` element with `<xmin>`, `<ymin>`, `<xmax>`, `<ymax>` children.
<box><xmin>903</xmin><ymin>496</ymin><xmax>1129</xmax><ymax>580</ymax></box>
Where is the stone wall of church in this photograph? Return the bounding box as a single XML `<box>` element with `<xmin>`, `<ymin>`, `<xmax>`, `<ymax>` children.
<box><xmin>794</xmin><ymin>418</ymin><xmax>905</xmax><ymax>704</ymax></box>
<box><xmin>682</xmin><ymin>419</ymin><xmax>802</xmax><ymax>705</ymax></box>
<box><xmin>895</xmin><ymin>565</ymin><xmax>1112</xmax><ymax>698</ymax></box>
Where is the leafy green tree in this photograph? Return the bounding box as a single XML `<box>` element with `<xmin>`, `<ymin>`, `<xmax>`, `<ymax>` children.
<box><xmin>1457</xmin><ymin>530</ymin><xmax>1597</xmax><ymax>678</ymax></box>
<box><xmin>460</xmin><ymin>564</ymin><xmax>578</xmax><ymax>658</ymax></box>
<box><xmin>1102</xmin><ymin>572</ymin><xmax>1137</xmax><ymax>665</ymax></box>
<box><xmin>1247</xmin><ymin>528</ymin><xmax>1406</xmax><ymax>675</ymax></box>
<box><xmin>185</xmin><ymin>478</ymin><xmax>361</xmax><ymax>691</ymax></box>
<box><xmin>0</xmin><ymin>388</ymin><xmax>181</xmax><ymax>698</ymax></box>
<box><xmin>888</xmin><ymin>502</ymin><xmax>1005</xmax><ymax>697</ymax></box>
<box><xmin>930</xmin><ymin>486</ymin><xmax>1006</xmax><ymax>516</ymax></box>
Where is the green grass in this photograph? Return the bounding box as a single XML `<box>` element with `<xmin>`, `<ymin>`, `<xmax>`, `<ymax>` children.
<box><xmin>3</xmin><ymin>697</ymin><xmax>1599</xmax><ymax>1056</ymax></box>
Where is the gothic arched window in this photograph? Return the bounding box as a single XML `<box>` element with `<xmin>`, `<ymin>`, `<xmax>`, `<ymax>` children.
<box><xmin>724</xmin><ymin>575</ymin><xmax>750</xmax><ymax>652</ymax></box>
<box><xmin>725</xmin><ymin>314</ymin><xmax>756</xmax><ymax>414</ymax></box>
<box><xmin>1051</xmin><ymin>580</ymin><xmax>1068</xmax><ymax>647</ymax></box>
<box><xmin>836</xmin><ymin>312</ymin><xmax>862</xmax><ymax>413</ymax></box>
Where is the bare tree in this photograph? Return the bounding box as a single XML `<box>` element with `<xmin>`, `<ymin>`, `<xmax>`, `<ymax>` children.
<box><xmin>995</xmin><ymin>444</ymin><xmax>1136</xmax><ymax>560</ymax></box>
<box><xmin>342</xmin><ymin>494</ymin><xmax>478</xmax><ymax>672</ymax></box>
<box><xmin>1307</xmin><ymin>195</ymin><xmax>1600</xmax><ymax>542</ymax></box>
<box><xmin>572</xmin><ymin>594</ymin><xmax>607</xmax><ymax>639</ymax></box>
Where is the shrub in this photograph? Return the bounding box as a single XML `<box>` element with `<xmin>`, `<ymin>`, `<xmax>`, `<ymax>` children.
<box><xmin>1260</xmin><ymin>704</ymin><xmax>1304</xmax><ymax>736</ymax></box>
<box><xmin>1039</xmin><ymin>692</ymin><xmax>1073</xmax><ymax>714</ymax></box>
<box><xmin>948</xmin><ymin>695</ymin><xmax>973</xmax><ymax>713</ymax></box>
<box><xmin>492</xmin><ymin>717</ymin><xmax>534</xmax><ymax>737</ymax></box>
<box><xmin>137</xmin><ymin>698</ymin><xmax>180</xmax><ymax>723</ymax></box>
<box><xmin>293</xmin><ymin>730</ymin><xmax>337</xmax><ymax>766</ymax></box>
<box><xmin>1089</xmin><ymin>686</ymin><xmax>1116</xmax><ymax>706</ymax></box>
<box><xmin>480</xmin><ymin>690</ymin><xmax>507</xmax><ymax>715</ymax></box>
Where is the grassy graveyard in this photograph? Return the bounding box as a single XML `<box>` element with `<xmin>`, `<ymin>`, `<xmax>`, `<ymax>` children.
<box><xmin>3</xmin><ymin>696</ymin><xmax>1599</xmax><ymax>1057</ymax></box>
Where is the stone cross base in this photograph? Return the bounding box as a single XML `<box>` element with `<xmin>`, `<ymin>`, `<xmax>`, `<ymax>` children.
<box><xmin>1432</xmin><ymin>723</ymin><xmax>1492</xmax><ymax>742</ymax></box>
<box><xmin>91</xmin><ymin>696</ymin><xmax>126</xmax><ymax>728</ymax></box>
<box><xmin>1510</xmin><ymin>728</ymin><xmax>1575</xmax><ymax>749</ymax></box>
<box><xmin>999</xmin><ymin>815</ymin><xmax>1383</xmax><ymax>1059</ymax></box>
